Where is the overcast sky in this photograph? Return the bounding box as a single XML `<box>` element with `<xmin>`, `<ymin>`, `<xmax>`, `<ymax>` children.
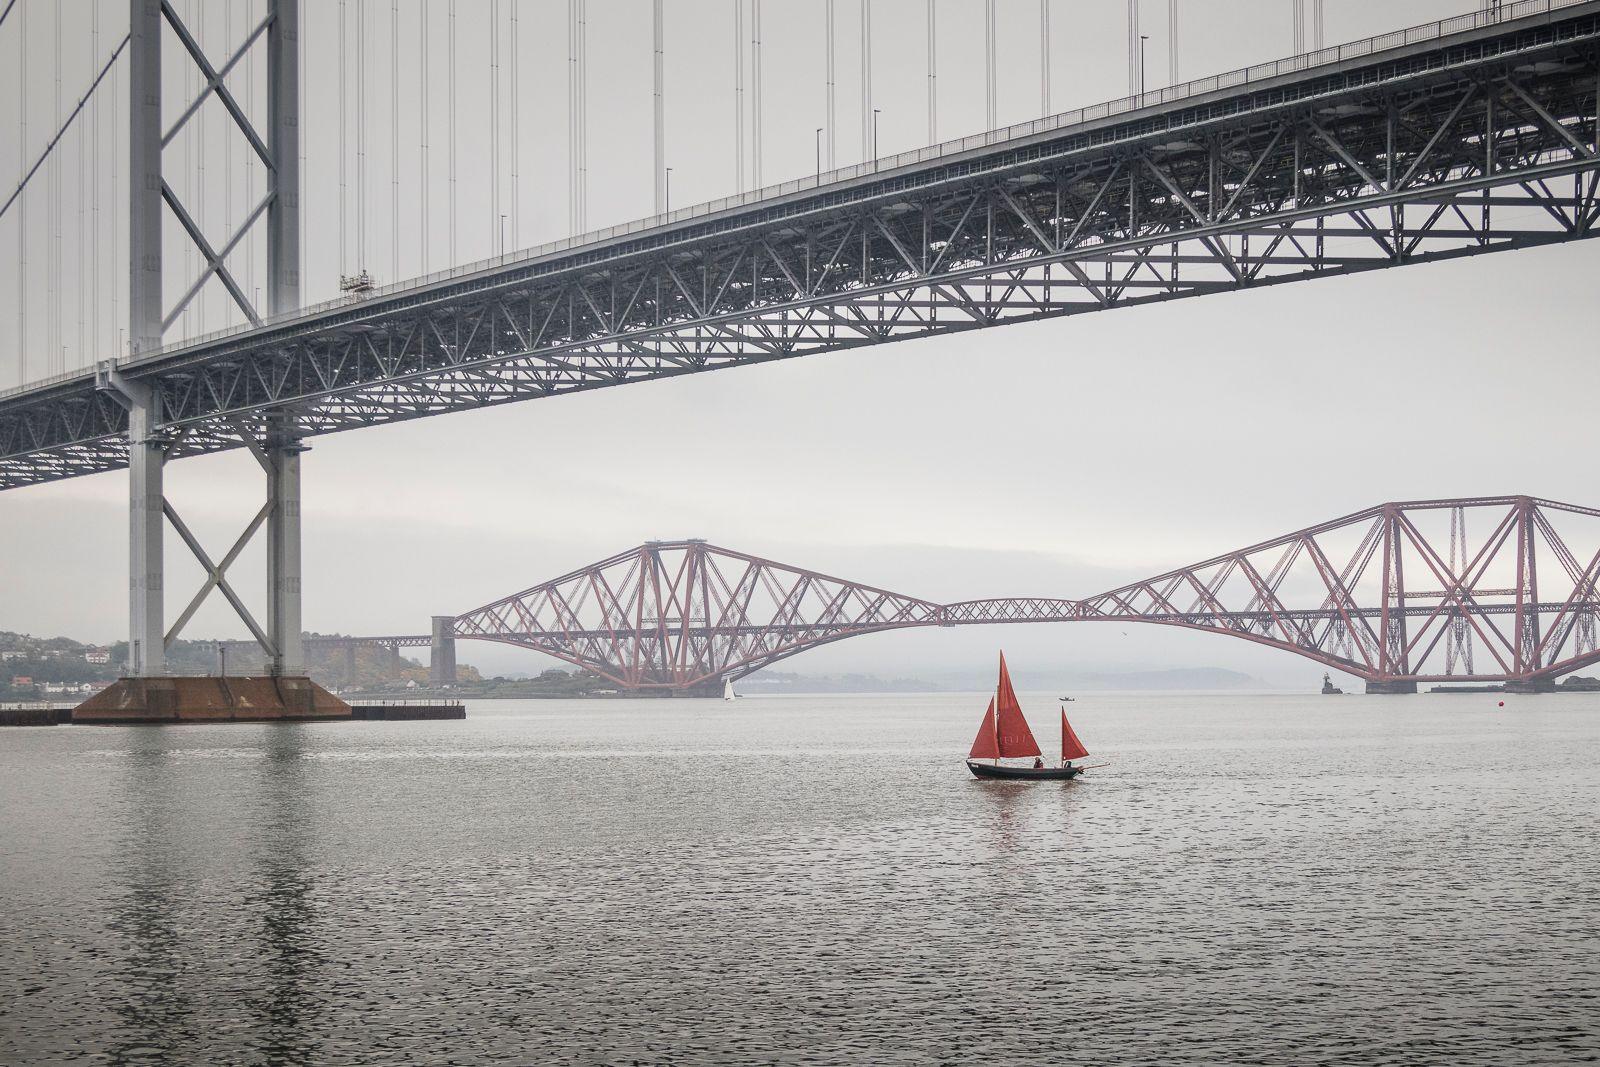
<box><xmin>2</xmin><ymin>1</ymin><xmax>1594</xmax><ymax>684</ymax></box>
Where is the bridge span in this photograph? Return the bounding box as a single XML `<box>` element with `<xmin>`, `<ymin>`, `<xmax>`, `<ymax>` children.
<box><xmin>337</xmin><ymin>495</ymin><xmax>1600</xmax><ymax>695</ymax></box>
<box><xmin>4</xmin><ymin>3</ymin><xmax>1599</xmax><ymax>712</ymax></box>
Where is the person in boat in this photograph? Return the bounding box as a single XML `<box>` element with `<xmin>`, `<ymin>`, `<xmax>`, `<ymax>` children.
<box><xmin>1062</xmin><ymin>759</ymin><xmax>1074</xmax><ymax>770</ymax></box>
<box><xmin>1033</xmin><ymin>757</ymin><xmax>1044</xmax><ymax>769</ymax></box>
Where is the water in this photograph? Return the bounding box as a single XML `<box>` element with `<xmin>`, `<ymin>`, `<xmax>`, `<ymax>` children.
<box><xmin>1</xmin><ymin>692</ymin><xmax>1597</xmax><ymax>1065</ymax></box>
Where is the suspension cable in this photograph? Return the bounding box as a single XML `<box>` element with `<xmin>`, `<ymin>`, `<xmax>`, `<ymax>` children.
<box><xmin>49</xmin><ymin>0</ymin><xmax>59</xmax><ymax>371</ymax></box>
<box><xmin>926</xmin><ymin>0</ymin><xmax>935</xmax><ymax>143</ymax></box>
<box><xmin>733</xmin><ymin>0</ymin><xmax>743</xmax><ymax>192</ymax></box>
<box><xmin>510</xmin><ymin>0</ymin><xmax>518</xmax><ymax>248</ymax></box>
<box><xmin>578</xmin><ymin>0</ymin><xmax>587</xmax><ymax>228</ymax></box>
<box><xmin>339</xmin><ymin>0</ymin><xmax>347</xmax><ymax>273</ymax></box>
<box><xmin>1039</xmin><ymin>0</ymin><xmax>1048</xmax><ymax>116</ymax></box>
<box><xmin>985</xmin><ymin>0</ymin><xmax>995</xmax><ymax>129</ymax></box>
<box><xmin>223</xmin><ymin>1</ymin><xmax>232</xmax><ymax>322</ymax></box>
<box><xmin>825</xmin><ymin>0</ymin><xmax>834</xmax><ymax>169</ymax></box>
<box><xmin>421</xmin><ymin>0</ymin><xmax>429</xmax><ymax>273</ymax></box>
<box><xmin>860</xmin><ymin>0</ymin><xmax>870</xmax><ymax>160</ymax></box>
<box><xmin>110</xmin><ymin>11</ymin><xmax>119</xmax><ymax>358</ymax></box>
<box><xmin>1168</xmin><ymin>0</ymin><xmax>1178</xmax><ymax>86</ymax></box>
<box><xmin>751</xmin><ymin>0</ymin><xmax>761</xmax><ymax>187</ymax></box>
<box><xmin>0</xmin><ymin>31</ymin><xmax>124</xmax><ymax>224</ymax></box>
<box><xmin>16</xmin><ymin>0</ymin><xmax>27</xmax><ymax>385</ymax></box>
<box><xmin>357</xmin><ymin>0</ymin><xmax>367</xmax><ymax>271</ymax></box>
<box><xmin>449</xmin><ymin>0</ymin><xmax>456</xmax><ymax>266</ymax></box>
<box><xmin>390</xmin><ymin>0</ymin><xmax>398</xmax><ymax>278</ymax></box>
<box><xmin>245</xmin><ymin>3</ymin><xmax>254</xmax><ymax>316</ymax></box>
<box><xmin>490</xmin><ymin>0</ymin><xmax>499</xmax><ymax>252</ymax></box>
<box><xmin>1127</xmin><ymin>0</ymin><xmax>1138</xmax><ymax>96</ymax></box>
<box><xmin>196</xmin><ymin>1</ymin><xmax>206</xmax><ymax>333</ymax></box>
<box><xmin>90</xmin><ymin>1</ymin><xmax>99</xmax><ymax>360</ymax></box>
<box><xmin>76</xmin><ymin>17</ymin><xmax>85</xmax><ymax>365</ymax></box>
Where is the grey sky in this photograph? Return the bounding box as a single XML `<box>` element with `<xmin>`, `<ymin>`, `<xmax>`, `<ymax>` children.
<box><xmin>2</xmin><ymin>1</ymin><xmax>1593</xmax><ymax>684</ymax></box>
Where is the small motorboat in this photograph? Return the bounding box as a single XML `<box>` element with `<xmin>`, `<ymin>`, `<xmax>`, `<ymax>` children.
<box><xmin>966</xmin><ymin>653</ymin><xmax>1092</xmax><ymax>780</ymax></box>
<box><xmin>1059</xmin><ymin>695</ymin><xmax>1075</xmax><ymax>702</ymax></box>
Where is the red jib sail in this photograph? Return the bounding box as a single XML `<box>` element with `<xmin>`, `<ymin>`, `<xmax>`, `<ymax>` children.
<box><xmin>1061</xmin><ymin>708</ymin><xmax>1089</xmax><ymax>762</ymax></box>
<box><xmin>994</xmin><ymin>653</ymin><xmax>1042</xmax><ymax>758</ymax></box>
<box><xmin>969</xmin><ymin>698</ymin><xmax>1000</xmax><ymax>759</ymax></box>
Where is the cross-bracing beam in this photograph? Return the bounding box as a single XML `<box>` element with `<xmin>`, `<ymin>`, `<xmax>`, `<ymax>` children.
<box><xmin>108</xmin><ymin>0</ymin><xmax>303</xmax><ymax>677</ymax></box>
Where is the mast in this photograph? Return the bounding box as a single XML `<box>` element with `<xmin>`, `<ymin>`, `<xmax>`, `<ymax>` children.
<box><xmin>994</xmin><ymin>651</ymin><xmax>1002</xmax><ymax>763</ymax></box>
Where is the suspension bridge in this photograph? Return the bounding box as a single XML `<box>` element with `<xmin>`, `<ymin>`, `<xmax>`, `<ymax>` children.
<box><xmin>1</xmin><ymin>1</ymin><xmax>1598</xmax><ymax>717</ymax></box>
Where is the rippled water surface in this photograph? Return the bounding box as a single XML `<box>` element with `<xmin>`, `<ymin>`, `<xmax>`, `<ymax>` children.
<box><xmin>2</xmin><ymin>692</ymin><xmax>1598</xmax><ymax>1065</ymax></box>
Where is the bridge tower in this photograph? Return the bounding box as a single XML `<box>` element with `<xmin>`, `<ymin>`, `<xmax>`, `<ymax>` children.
<box><xmin>78</xmin><ymin>1</ymin><xmax>340</xmax><ymax>723</ymax></box>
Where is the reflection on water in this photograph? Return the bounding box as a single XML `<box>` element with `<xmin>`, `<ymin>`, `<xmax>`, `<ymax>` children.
<box><xmin>105</xmin><ymin>732</ymin><xmax>193</xmax><ymax>1067</ymax></box>
<box><xmin>252</xmin><ymin>727</ymin><xmax>322</xmax><ymax>1067</ymax></box>
<box><xmin>98</xmin><ymin>727</ymin><xmax>324</xmax><ymax>1066</ymax></box>
<box><xmin>2</xmin><ymin>693</ymin><xmax>1598</xmax><ymax>1064</ymax></box>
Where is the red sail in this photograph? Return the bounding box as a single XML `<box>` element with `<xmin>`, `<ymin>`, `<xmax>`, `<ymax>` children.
<box><xmin>969</xmin><ymin>698</ymin><xmax>999</xmax><ymax>759</ymax></box>
<box><xmin>1061</xmin><ymin>708</ymin><xmax>1089</xmax><ymax>761</ymax></box>
<box><xmin>994</xmin><ymin>653</ymin><xmax>1042</xmax><ymax>758</ymax></box>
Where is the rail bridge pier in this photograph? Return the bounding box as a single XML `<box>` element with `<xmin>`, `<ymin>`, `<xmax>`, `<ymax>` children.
<box><xmin>430</xmin><ymin>618</ymin><xmax>458</xmax><ymax>687</ymax></box>
<box><xmin>1364</xmin><ymin>681</ymin><xmax>1420</xmax><ymax>695</ymax></box>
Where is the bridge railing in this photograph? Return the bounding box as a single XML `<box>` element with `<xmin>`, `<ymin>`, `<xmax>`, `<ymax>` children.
<box><xmin>2</xmin><ymin>0</ymin><xmax>1582</xmax><ymax>402</ymax></box>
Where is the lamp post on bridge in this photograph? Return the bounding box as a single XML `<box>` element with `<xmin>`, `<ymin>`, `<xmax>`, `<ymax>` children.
<box><xmin>872</xmin><ymin>108</ymin><xmax>881</xmax><ymax>169</ymax></box>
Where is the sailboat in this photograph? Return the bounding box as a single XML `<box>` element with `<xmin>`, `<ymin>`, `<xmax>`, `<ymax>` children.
<box><xmin>966</xmin><ymin>653</ymin><xmax>1091</xmax><ymax>780</ymax></box>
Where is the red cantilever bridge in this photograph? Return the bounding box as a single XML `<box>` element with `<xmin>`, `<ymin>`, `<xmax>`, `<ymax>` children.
<box><xmin>357</xmin><ymin>496</ymin><xmax>1600</xmax><ymax>695</ymax></box>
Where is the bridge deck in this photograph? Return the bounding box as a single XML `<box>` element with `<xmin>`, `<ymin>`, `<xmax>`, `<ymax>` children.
<box><xmin>3</xmin><ymin>0</ymin><xmax>1599</xmax><ymax>489</ymax></box>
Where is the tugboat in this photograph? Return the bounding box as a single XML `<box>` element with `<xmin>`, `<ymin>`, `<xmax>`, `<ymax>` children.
<box><xmin>966</xmin><ymin>653</ymin><xmax>1091</xmax><ymax>780</ymax></box>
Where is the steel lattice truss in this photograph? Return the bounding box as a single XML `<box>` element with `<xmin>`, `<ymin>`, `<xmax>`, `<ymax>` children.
<box><xmin>1056</xmin><ymin>495</ymin><xmax>1600</xmax><ymax>687</ymax></box>
<box><xmin>446</xmin><ymin>497</ymin><xmax>1600</xmax><ymax>690</ymax></box>
<box><xmin>3</xmin><ymin>5</ymin><xmax>1600</xmax><ymax>488</ymax></box>
<box><xmin>451</xmin><ymin>541</ymin><xmax>946</xmax><ymax>688</ymax></box>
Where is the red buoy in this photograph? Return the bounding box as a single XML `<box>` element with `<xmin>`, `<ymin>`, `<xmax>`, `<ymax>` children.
<box><xmin>1498</xmin><ymin>700</ymin><xmax>1505</xmax><ymax>707</ymax></box>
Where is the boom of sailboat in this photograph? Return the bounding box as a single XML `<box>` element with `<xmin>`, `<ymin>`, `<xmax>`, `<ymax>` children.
<box><xmin>966</xmin><ymin>653</ymin><xmax>1093</xmax><ymax>781</ymax></box>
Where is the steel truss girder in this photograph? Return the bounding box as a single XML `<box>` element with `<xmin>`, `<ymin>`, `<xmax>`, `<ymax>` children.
<box><xmin>441</xmin><ymin>496</ymin><xmax>1600</xmax><ymax>690</ymax></box>
<box><xmin>4</xmin><ymin>9</ymin><xmax>1600</xmax><ymax>489</ymax></box>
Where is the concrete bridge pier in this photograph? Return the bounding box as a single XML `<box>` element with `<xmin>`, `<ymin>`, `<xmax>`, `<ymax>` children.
<box><xmin>1364</xmin><ymin>680</ymin><xmax>1419</xmax><ymax>694</ymax></box>
<box><xmin>430</xmin><ymin>617</ymin><xmax>458</xmax><ymax>686</ymax></box>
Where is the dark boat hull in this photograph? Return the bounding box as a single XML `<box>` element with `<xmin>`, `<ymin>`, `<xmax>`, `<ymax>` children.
<box><xmin>966</xmin><ymin>760</ymin><xmax>1082</xmax><ymax>780</ymax></box>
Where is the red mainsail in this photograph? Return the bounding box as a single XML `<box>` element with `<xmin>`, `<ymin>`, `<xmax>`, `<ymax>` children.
<box><xmin>968</xmin><ymin>698</ymin><xmax>999</xmax><ymax>759</ymax></box>
<box><xmin>1061</xmin><ymin>708</ymin><xmax>1089</xmax><ymax>761</ymax></box>
<box><xmin>993</xmin><ymin>653</ymin><xmax>1042</xmax><ymax>758</ymax></box>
